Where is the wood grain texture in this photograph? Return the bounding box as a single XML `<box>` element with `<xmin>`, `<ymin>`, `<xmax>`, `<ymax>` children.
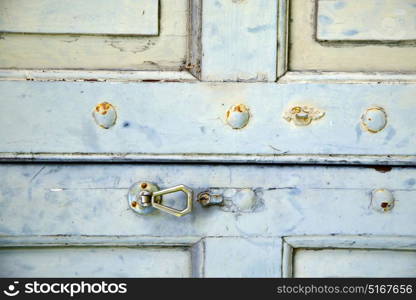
<box><xmin>317</xmin><ymin>0</ymin><xmax>416</xmax><ymax>41</ymax></box>
<box><xmin>0</xmin><ymin>0</ymin><xmax>159</xmax><ymax>35</ymax></box>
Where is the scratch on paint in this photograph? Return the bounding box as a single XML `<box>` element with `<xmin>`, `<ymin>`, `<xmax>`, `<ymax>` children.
<box><xmin>30</xmin><ymin>166</ymin><xmax>46</xmax><ymax>183</ymax></box>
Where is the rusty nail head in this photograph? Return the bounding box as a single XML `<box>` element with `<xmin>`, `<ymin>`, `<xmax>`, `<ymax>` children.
<box><xmin>226</xmin><ymin>104</ymin><xmax>250</xmax><ymax>129</ymax></box>
<box><xmin>92</xmin><ymin>102</ymin><xmax>117</xmax><ymax>129</ymax></box>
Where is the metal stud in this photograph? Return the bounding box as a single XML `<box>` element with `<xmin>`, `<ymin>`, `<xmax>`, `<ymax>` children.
<box><xmin>92</xmin><ymin>102</ymin><xmax>117</xmax><ymax>129</ymax></box>
<box><xmin>361</xmin><ymin>107</ymin><xmax>387</xmax><ymax>133</ymax></box>
<box><xmin>371</xmin><ymin>188</ymin><xmax>395</xmax><ymax>212</ymax></box>
<box><xmin>226</xmin><ymin>104</ymin><xmax>250</xmax><ymax>129</ymax></box>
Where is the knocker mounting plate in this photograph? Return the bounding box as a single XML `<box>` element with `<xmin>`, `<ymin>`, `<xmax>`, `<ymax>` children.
<box><xmin>128</xmin><ymin>181</ymin><xmax>193</xmax><ymax>217</ymax></box>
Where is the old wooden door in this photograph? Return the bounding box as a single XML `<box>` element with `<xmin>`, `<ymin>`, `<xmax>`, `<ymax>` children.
<box><xmin>0</xmin><ymin>0</ymin><xmax>415</xmax><ymax>277</ymax></box>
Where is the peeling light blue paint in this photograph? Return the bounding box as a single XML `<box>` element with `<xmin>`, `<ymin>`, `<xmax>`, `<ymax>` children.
<box><xmin>318</xmin><ymin>0</ymin><xmax>416</xmax><ymax>41</ymax></box>
<box><xmin>18</xmin><ymin>264</ymin><xmax>35</xmax><ymax>271</ymax></box>
<box><xmin>0</xmin><ymin>224</ymin><xmax>13</xmax><ymax>235</ymax></box>
<box><xmin>405</xmin><ymin>178</ymin><xmax>416</xmax><ymax>186</ymax></box>
<box><xmin>318</xmin><ymin>15</ymin><xmax>333</xmax><ymax>25</ymax></box>
<box><xmin>355</xmin><ymin>123</ymin><xmax>362</xmax><ymax>142</ymax></box>
<box><xmin>289</xmin><ymin>188</ymin><xmax>302</xmax><ymax>196</ymax></box>
<box><xmin>208</xmin><ymin>24</ymin><xmax>219</xmax><ymax>36</ymax></box>
<box><xmin>137</xmin><ymin>125</ymin><xmax>162</xmax><ymax>147</ymax></box>
<box><xmin>214</xmin><ymin>0</ymin><xmax>222</xmax><ymax>8</ymax></box>
<box><xmin>0</xmin><ymin>81</ymin><xmax>415</xmax><ymax>158</ymax></box>
<box><xmin>247</xmin><ymin>24</ymin><xmax>272</xmax><ymax>33</ymax></box>
<box><xmin>22</xmin><ymin>224</ymin><xmax>33</xmax><ymax>234</ymax></box>
<box><xmin>396</xmin><ymin>138</ymin><xmax>409</xmax><ymax>148</ymax></box>
<box><xmin>343</xmin><ymin>29</ymin><xmax>359</xmax><ymax>36</ymax></box>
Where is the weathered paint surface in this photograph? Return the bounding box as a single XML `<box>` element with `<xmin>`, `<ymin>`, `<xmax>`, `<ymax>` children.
<box><xmin>0</xmin><ymin>236</ymin><xmax>280</xmax><ymax>278</ymax></box>
<box><xmin>361</xmin><ymin>107</ymin><xmax>388</xmax><ymax>133</ymax></box>
<box><xmin>198</xmin><ymin>187</ymin><xmax>261</xmax><ymax>212</ymax></box>
<box><xmin>1</xmin><ymin>164</ymin><xmax>415</xmax><ymax>277</ymax></box>
<box><xmin>1</xmin><ymin>164</ymin><xmax>415</xmax><ymax>237</ymax></box>
<box><xmin>283</xmin><ymin>236</ymin><xmax>416</xmax><ymax>277</ymax></box>
<box><xmin>0</xmin><ymin>81</ymin><xmax>415</xmax><ymax>162</ymax></box>
<box><xmin>0</xmin><ymin>247</ymin><xmax>191</xmax><ymax>278</ymax></box>
<box><xmin>203</xmin><ymin>237</ymin><xmax>281</xmax><ymax>277</ymax></box>
<box><xmin>317</xmin><ymin>0</ymin><xmax>416</xmax><ymax>41</ymax></box>
<box><xmin>0</xmin><ymin>0</ymin><xmax>187</xmax><ymax>70</ymax></box>
<box><xmin>0</xmin><ymin>0</ymin><xmax>159</xmax><ymax>35</ymax></box>
<box><xmin>371</xmin><ymin>188</ymin><xmax>395</xmax><ymax>212</ymax></box>
<box><xmin>290</xmin><ymin>0</ymin><xmax>416</xmax><ymax>72</ymax></box>
<box><xmin>285</xmin><ymin>235</ymin><xmax>416</xmax><ymax>250</ymax></box>
<box><xmin>200</xmin><ymin>0</ymin><xmax>277</xmax><ymax>81</ymax></box>
<box><xmin>0</xmin><ymin>0</ymin><xmax>415</xmax><ymax>279</ymax></box>
<box><xmin>0</xmin><ymin>70</ymin><xmax>197</xmax><ymax>82</ymax></box>
<box><xmin>293</xmin><ymin>248</ymin><xmax>416</xmax><ymax>277</ymax></box>
<box><xmin>92</xmin><ymin>102</ymin><xmax>117</xmax><ymax>129</ymax></box>
<box><xmin>226</xmin><ymin>104</ymin><xmax>251</xmax><ymax>129</ymax></box>
<box><xmin>283</xmin><ymin>105</ymin><xmax>325</xmax><ymax>126</ymax></box>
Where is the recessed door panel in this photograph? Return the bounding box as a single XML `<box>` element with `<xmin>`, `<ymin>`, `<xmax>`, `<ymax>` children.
<box><xmin>317</xmin><ymin>0</ymin><xmax>416</xmax><ymax>41</ymax></box>
<box><xmin>293</xmin><ymin>248</ymin><xmax>416</xmax><ymax>277</ymax></box>
<box><xmin>0</xmin><ymin>81</ymin><xmax>415</xmax><ymax>165</ymax></box>
<box><xmin>1</xmin><ymin>164</ymin><xmax>415</xmax><ymax>277</ymax></box>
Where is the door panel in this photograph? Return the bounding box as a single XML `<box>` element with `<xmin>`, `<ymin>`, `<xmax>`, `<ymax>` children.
<box><xmin>0</xmin><ymin>0</ymin><xmax>159</xmax><ymax>35</ymax></box>
<box><xmin>203</xmin><ymin>238</ymin><xmax>281</xmax><ymax>277</ymax></box>
<box><xmin>289</xmin><ymin>0</ymin><xmax>416</xmax><ymax>72</ymax></box>
<box><xmin>0</xmin><ymin>81</ymin><xmax>415</xmax><ymax>165</ymax></box>
<box><xmin>1</xmin><ymin>163</ymin><xmax>415</xmax><ymax>277</ymax></box>
<box><xmin>0</xmin><ymin>246</ymin><xmax>191</xmax><ymax>278</ymax></box>
<box><xmin>0</xmin><ymin>0</ymin><xmax>415</xmax><ymax>279</ymax></box>
<box><xmin>282</xmin><ymin>236</ymin><xmax>416</xmax><ymax>277</ymax></box>
<box><xmin>1</xmin><ymin>164</ymin><xmax>414</xmax><ymax>237</ymax></box>
<box><xmin>317</xmin><ymin>0</ymin><xmax>416</xmax><ymax>41</ymax></box>
<box><xmin>200</xmin><ymin>0</ymin><xmax>277</xmax><ymax>81</ymax></box>
<box><xmin>293</xmin><ymin>248</ymin><xmax>416</xmax><ymax>277</ymax></box>
<box><xmin>0</xmin><ymin>236</ymin><xmax>280</xmax><ymax>278</ymax></box>
<box><xmin>0</xmin><ymin>0</ymin><xmax>187</xmax><ymax>71</ymax></box>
